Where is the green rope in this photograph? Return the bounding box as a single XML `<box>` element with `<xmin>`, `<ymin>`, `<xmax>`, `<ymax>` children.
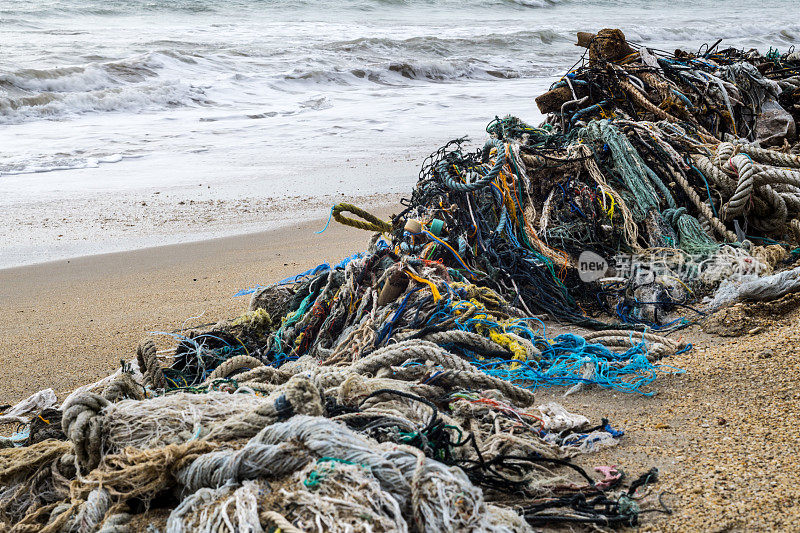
<box><xmin>303</xmin><ymin>457</ymin><xmax>364</xmax><ymax>488</ymax></box>
<box><xmin>579</xmin><ymin>120</ymin><xmax>674</xmax><ymax>220</ymax></box>
<box><xmin>332</xmin><ymin>203</ymin><xmax>392</xmax><ymax>233</ymax></box>
<box><xmin>663</xmin><ymin>207</ymin><xmax>719</xmax><ymax>255</ymax></box>
<box><xmin>272</xmin><ymin>291</ymin><xmax>315</xmax><ymax>356</ymax></box>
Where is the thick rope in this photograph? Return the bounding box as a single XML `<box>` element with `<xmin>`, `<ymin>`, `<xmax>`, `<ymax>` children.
<box><xmin>617</xmin><ymin>75</ymin><xmax>717</xmax><ymax>143</ymax></box>
<box><xmin>721</xmin><ymin>154</ymin><xmax>755</xmax><ymax>220</ymax></box>
<box><xmin>669</xmin><ymin>157</ymin><xmax>737</xmax><ymax>241</ymax></box>
<box><xmin>231</xmin><ymin>365</ymin><xmax>292</xmax><ymax>385</ymax></box>
<box><xmin>61</xmin><ymin>393</ymin><xmax>109</xmax><ymax>473</ymax></box>
<box><xmin>71</xmin><ymin>440</ymin><xmax>217</xmax><ymax>501</ymax></box>
<box><xmin>428</xmin><ymin>369</ymin><xmax>537</xmax><ymax>406</ymax></box>
<box><xmin>102</xmin><ymin>372</ymin><xmax>144</xmax><ymax>403</ymax></box>
<box><xmin>419</xmin><ymin>330</ymin><xmax>514</xmax><ymax>356</ymax></box>
<box><xmin>332</xmin><ymin>203</ymin><xmax>393</xmax><ymax>233</ymax></box>
<box><xmin>350</xmin><ymin>340</ymin><xmax>478</xmax><ymax>376</ymax></box>
<box><xmin>260</xmin><ymin>511</ymin><xmax>305</xmax><ymax>533</ymax></box>
<box><xmin>204</xmin><ymin>376</ymin><xmax>324</xmax><ymax>441</ymax></box>
<box><xmin>205</xmin><ymin>355</ymin><xmax>266</xmax><ymax>382</ymax></box>
<box><xmin>136</xmin><ymin>339</ymin><xmax>166</xmax><ymax>390</ymax></box>
<box><xmin>0</xmin><ymin>440</ymin><xmax>72</xmax><ymax>484</ymax></box>
<box><xmin>441</xmin><ymin>139</ymin><xmax>506</xmax><ymax>192</ymax></box>
<box><xmin>738</xmin><ymin>144</ymin><xmax>800</xmax><ymax>168</ymax></box>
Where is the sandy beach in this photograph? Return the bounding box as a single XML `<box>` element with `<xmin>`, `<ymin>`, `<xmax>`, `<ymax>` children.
<box><xmin>0</xmin><ymin>208</ymin><xmax>397</xmax><ymax>402</ymax></box>
<box><xmin>0</xmin><ymin>153</ymin><xmax>414</xmax><ymax>268</ymax></box>
<box><xmin>3</xmin><ymin>1</ymin><xmax>800</xmax><ymax>529</ymax></box>
<box><xmin>545</xmin><ymin>320</ymin><xmax>800</xmax><ymax>531</ymax></box>
<box><xmin>3</xmin><ymin>212</ymin><xmax>799</xmax><ymax>530</ymax></box>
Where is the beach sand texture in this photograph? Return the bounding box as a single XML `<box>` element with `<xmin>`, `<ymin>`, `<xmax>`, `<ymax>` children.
<box><xmin>0</xmin><ymin>213</ymin><xmax>391</xmax><ymax>402</ymax></box>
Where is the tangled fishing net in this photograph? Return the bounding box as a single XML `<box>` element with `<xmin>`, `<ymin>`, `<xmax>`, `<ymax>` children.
<box><xmin>3</xmin><ymin>29</ymin><xmax>800</xmax><ymax>531</ymax></box>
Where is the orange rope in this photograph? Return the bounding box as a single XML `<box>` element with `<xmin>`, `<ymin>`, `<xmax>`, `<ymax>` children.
<box><xmin>405</xmin><ymin>269</ymin><xmax>442</xmax><ymax>302</ymax></box>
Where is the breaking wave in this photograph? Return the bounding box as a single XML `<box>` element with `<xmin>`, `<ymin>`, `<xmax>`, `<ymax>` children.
<box><xmin>0</xmin><ymin>52</ymin><xmax>210</xmax><ymax>124</ymax></box>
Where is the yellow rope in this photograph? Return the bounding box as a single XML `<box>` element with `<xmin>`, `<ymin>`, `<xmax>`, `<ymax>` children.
<box><xmin>405</xmin><ymin>270</ymin><xmax>442</xmax><ymax>302</ymax></box>
<box><xmin>447</xmin><ymin>294</ymin><xmax>528</xmax><ymax>366</ymax></box>
<box><xmin>488</xmin><ymin>330</ymin><xmax>527</xmax><ymax>362</ymax></box>
<box><xmin>232</xmin><ymin>335</ymin><xmax>250</xmax><ymax>356</ymax></box>
<box><xmin>332</xmin><ymin>203</ymin><xmax>392</xmax><ymax>233</ymax></box>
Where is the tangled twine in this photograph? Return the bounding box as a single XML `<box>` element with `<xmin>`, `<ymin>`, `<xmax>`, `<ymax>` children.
<box><xmin>6</xmin><ymin>28</ymin><xmax>800</xmax><ymax>532</ymax></box>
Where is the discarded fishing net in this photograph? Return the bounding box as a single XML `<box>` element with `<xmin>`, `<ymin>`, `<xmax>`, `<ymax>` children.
<box><xmin>5</xmin><ymin>29</ymin><xmax>800</xmax><ymax>532</ymax></box>
<box><xmin>376</xmin><ymin>29</ymin><xmax>800</xmax><ymax>329</ymax></box>
<box><xmin>0</xmin><ymin>252</ymin><xmax>677</xmax><ymax>531</ymax></box>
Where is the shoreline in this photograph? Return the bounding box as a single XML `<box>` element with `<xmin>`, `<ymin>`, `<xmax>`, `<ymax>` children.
<box><xmin>0</xmin><ymin>179</ymin><xmax>408</xmax><ymax>269</ymax></box>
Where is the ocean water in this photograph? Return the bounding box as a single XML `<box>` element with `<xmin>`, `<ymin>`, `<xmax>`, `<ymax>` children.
<box><xmin>1</xmin><ymin>0</ymin><xmax>798</xmax><ymax>264</ymax></box>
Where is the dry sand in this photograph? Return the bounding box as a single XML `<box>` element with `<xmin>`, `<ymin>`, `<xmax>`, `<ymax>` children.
<box><xmin>539</xmin><ymin>319</ymin><xmax>800</xmax><ymax>531</ymax></box>
<box><xmin>0</xmin><ymin>210</ymin><xmax>396</xmax><ymax>402</ymax></box>
<box><xmin>2</xmin><ymin>212</ymin><xmax>799</xmax><ymax>530</ymax></box>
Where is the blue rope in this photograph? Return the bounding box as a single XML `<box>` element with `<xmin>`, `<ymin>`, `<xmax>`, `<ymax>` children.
<box><xmin>315</xmin><ymin>206</ymin><xmax>334</xmax><ymax>234</ymax></box>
